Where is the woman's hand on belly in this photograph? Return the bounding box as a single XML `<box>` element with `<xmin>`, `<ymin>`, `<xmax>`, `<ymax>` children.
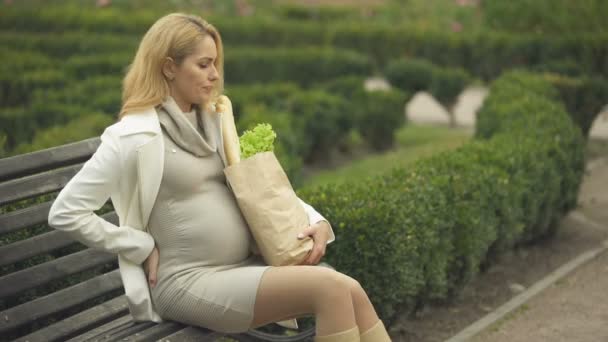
<box><xmin>144</xmin><ymin>246</ymin><xmax>160</xmax><ymax>288</ymax></box>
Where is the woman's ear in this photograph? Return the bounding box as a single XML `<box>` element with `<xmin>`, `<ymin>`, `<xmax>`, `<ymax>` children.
<box><xmin>162</xmin><ymin>57</ymin><xmax>176</xmax><ymax>81</ymax></box>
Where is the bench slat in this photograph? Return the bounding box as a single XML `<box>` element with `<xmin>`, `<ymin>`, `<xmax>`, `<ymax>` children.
<box><xmin>0</xmin><ymin>137</ymin><xmax>99</xmax><ymax>182</ymax></box>
<box><xmin>101</xmin><ymin>320</ymin><xmax>158</xmax><ymax>341</ymax></box>
<box><xmin>0</xmin><ymin>212</ymin><xmax>118</xmax><ymax>267</ymax></box>
<box><xmin>0</xmin><ymin>201</ymin><xmax>117</xmax><ymax>236</ymax></box>
<box><xmin>0</xmin><ymin>201</ymin><xmax>51</xmax><ymax>235</ymax></box>
<box><xmin>0</xmin><ymin>164</ymin><xmax>83</xmax><ymax>206</ymax></box>
<box><xmin>160</xmin><ymin>326</ymin><xmax>227</xmax><ymax>342</ymax></box>
<box><xmin>66</xmin><ymin>314</ymin><xmax>133</xmax><ymax>342</ymax></box>
<box><xmin>0</xmin><ymin>247</ymin><xmax>116</xmax><ymax>299</ymax></box>
<box><xmin>0</xmin><ymin>230</ymin><xmax>74</xmax><ymax>267</ymax></box>
<box><xmin>0</xmin><ymin>269</ymin><xmax>122</xmax><ymax>335</ymax></box>
<box><xmin>128</xmin><ymin>322</ymin><xmax>186</xmax><ymax>341</ymax></box>
<box><xmin>14</xmin><ymin>295</ymin><xmax>129</xmax><ymax>342</ymax></box>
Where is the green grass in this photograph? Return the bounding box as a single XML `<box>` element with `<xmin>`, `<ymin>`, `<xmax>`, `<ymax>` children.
<box><xmin>300</xmin><ymin>124</ymin><xmax>471</xmax><ymax>189</ymax></box>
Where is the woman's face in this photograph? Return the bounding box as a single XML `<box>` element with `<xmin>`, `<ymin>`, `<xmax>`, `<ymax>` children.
<box><xmin>166</xmin><ymin>35</ymin><xmax>219</xmax><ymax>112</ymax></box>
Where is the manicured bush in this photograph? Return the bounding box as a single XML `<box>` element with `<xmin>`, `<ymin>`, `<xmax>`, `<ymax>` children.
<box><xmin>0</xmin><ymin>31</ymin><xmax>138</xmax><ymax>58</ymax></box>
<box><xmin>0</xmin><ymin>69</ymin><xmax>68</xmax><ymax>107</ymax></box>
<box><xmin>0</xmin><ymin>5</ymin><xmax>157</xmax><ymax>34</ymax></box>
<box><xmin>430</xmin><ymin>67</ymin><xmax>472</xmax><ymax>111</ymax></box>
<box><xmin>31</xmin><ymin>75</ymin><xmax>123</xmax><ymax>115</ymax></box>
<box><xmin>543</xmin><ymin>74</ymin><xmax>608</xmax><ymax>137</ymax></box>
<box><xmin>332</xmin><ymin>24</ymin><xmax>608</xmax><ymax>80</ymax></box>
<box><xmin>276</xmin><ymin>4</ymin><xmax>360</xmax><ymax>22</ymax></box>
<box><xmin>297</xmin><ymin>71</ymin><xmax>585</xmax><ymax>323</ymax></box>
<box><xmin>483</xmin><ymin>0</ymin><xmax>607</xmax><ymax>34</ymax></box>
<box><xmin>385</xmin><ymin>58</ymin><xmax>472</xmax><ymax>125</ymax></box>
<box><xmin>283</xmin><ymin>90</ymin><xmax>352</xmax><ymax>163</ymax></box>
<box><xmin>13</xmin><ymin>113</ymin><xmax>112</xmax><ymax>155</ymax></box>
<box><xmin>64</xmin><ymin>53</ymin><xmax>132</xmax><ymax>79</ymax></box>
<box><xmin>225</xmin><ymin>46</ymin><xmax>372</xmax><ymax>86</ymax></box>
<box><xmin>226</xmin><ymin>82</ymin><xmax>302</xmax><ymax>119</ymax></box>
<box><xmin>318</xmin><ymin>76</ymin><xmax>410</xmax><ymax>151</ymax></box>
<box><xmin>2</xmin><ymin>5</ymin><xmax>606</xmax><ymax>79</ymax></box>
<box><xmin>384</xmin><ymin>58</ymin><xmax>435</xmax><ymax>93</ymax></box>
<box><xmin>354</xmin><ymin>89</ymin><xmax>408</xmax><ymax>150</ymax></box>
<box><xmin>0</xmin><ymin>103</ymin><xmax>92</xmax><ymax>152</ymax></box>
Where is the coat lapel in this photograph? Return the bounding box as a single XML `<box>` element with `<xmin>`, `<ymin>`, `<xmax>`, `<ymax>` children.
<box><xmin>136</xmin><ymin>134</ymin><xmax>164</xmax><ymax>231</ymax></box>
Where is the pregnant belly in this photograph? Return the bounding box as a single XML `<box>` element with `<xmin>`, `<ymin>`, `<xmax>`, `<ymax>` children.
<box><xmin>164</xmin><ymin>189</ymin><xmax>254</xmax><ymax>266</ymax></box>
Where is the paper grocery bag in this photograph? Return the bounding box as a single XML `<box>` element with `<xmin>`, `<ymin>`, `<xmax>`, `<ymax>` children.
<box><xmin>223</xmin><ymin>151</ymin><xmax>313</xmax><ymax>266</ymax></box>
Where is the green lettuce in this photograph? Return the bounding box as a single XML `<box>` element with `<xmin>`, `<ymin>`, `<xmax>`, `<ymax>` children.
<box><xmin>239</xmin><ymin>123</ymin><xmax>277</xmax><ymax>159</ymax></box>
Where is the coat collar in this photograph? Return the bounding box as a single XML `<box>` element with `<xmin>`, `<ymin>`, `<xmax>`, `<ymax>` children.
<box><xmin>121</xmin><ymin>104</ymin><xmax>229</xmax><ymax>229</ymax></box>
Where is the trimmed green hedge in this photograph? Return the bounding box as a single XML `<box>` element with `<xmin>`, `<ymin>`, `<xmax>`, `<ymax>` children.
<box><xmin>385</xmin><ymin>58</ymin><xmax>472</xmax><ymax>114</ymax></box>
<box><xmin>318</xmin><ymin>76</ymin><xmax>410</xmax><ymax>151</ymax></box>
<box><xmin>2</xmin><ymin>7</ymin><xmax>606</xmax><ymax>80</ymax></box>
<box><xmin>296</xmin><ymin>70</ymin><xmax>585</xmax><ymax>323</ymax></box>
<box><xmin>0</xmin><ymin>31</ymin><xmax>139</xmax><ymax>58</ymax></box>
<box><xmin>483</xmin><ymin>0</ymin><xmax>607</xmax><ymax>34</ymax></box>
<box><xmin>13</xmin><ymin>113</ymin><xmax>112</xmax><ymax>155</ymax></box>
<box><xmin>331</xmin><ymin>25</ymin><xmax>608</xmax><ymax>80</ymax></box>
<box><xmin>226</xmin><ymin>46</ymin><xmax>372</xmax><ymax>86</ymax></box>
<box><xmin>543</xmin><ymin>74</ymin><xmax>608</xmax><ymax>138</ymax></box>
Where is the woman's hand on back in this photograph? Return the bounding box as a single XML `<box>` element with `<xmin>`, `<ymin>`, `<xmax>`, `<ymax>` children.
<box><xmin>143</xmin><ymin>246</ymin><xmax>160</xmax><ymax>288</ymax></box>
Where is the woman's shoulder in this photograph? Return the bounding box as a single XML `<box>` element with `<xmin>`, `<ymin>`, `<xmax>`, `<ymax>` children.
<box><xmin>106</xmin><ymin>107</ymin><xmax>161</xmax><ymax>138</ymax></box>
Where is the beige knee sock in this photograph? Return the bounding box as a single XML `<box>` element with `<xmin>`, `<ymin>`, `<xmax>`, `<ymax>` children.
<box><xmin>315</xmin><ymin>325</ymin><xmax>360</xmax><ymax>342</ymax></box>
<box><xmin>360</xmin><ymin>320</ymin><xmax>391</xmax><ymax>342</ymax></box>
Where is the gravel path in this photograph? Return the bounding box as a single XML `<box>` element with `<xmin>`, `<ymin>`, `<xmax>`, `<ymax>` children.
<box><xmin>472</xmin><ymin>248</ymin><xmax>608</xmax><ymax>342</ymax></box>
<box><xmin>469</xmin><ymin>158</ymin><xmax>608</xmax><ymax>342</ymax></box>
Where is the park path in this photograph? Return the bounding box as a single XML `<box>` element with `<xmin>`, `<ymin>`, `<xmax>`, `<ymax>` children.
<box><xmin>461</xmin><ymin>156</ymin><xmax>608</xmax><ymax>342</ymax></box>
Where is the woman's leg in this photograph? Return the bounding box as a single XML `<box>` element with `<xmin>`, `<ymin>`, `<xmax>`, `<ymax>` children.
<box><xmin>336</xmin><ymin>274</ymin><xmax>391</xmax><ymax>341</ymax></box>
<box><xmin>336</xmin><ymin>273</ymin><xmax>381</xmax><ymax>332</ymax></box>
<box><xmin>251</xmin><ymin>265</ymin><xmax>357</xmax><ymax>336</ymax></box>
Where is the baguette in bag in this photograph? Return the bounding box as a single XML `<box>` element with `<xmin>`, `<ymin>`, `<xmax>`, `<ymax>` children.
<box><xmin>214</xmin><ymin>96</ymin><xmax>314</xmax><ymax>266</ymax></box>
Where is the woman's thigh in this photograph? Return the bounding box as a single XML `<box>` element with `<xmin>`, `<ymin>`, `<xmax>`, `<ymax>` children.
<box><xmin>250</xmin><ymin>265</ymin><xmax>348</xmax><ymax>328</ymax></box>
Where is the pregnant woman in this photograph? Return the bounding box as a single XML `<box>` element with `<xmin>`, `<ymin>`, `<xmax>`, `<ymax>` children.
<box><xmin>48</xmin><ymin>12</ymin><xmax>390</xmax><ymax>342</ymax></box>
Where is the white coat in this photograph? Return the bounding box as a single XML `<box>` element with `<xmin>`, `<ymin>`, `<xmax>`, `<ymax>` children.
<box><xmin>47</xmin><ymin>104</ymin><xmax>335</xmax><ymax>325</ymax></box>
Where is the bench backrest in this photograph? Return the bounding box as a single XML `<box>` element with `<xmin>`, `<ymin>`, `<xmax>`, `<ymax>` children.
<box><xmin>0</xmin><ymin>138</ymin><xmax>131</xmax><ymax>341</ymax></box>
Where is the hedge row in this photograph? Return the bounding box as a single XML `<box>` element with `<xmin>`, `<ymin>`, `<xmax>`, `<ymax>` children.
<box><xmin>7</xmin><ymin>77</ymin><xmax>409</xmax><ymax>186</ymax></box>
<box><xmin>2</xmin><ymin>7</ymin><xmax>606</xmax><ymax>79</ymax></box>
<box><xmin>384</xmin><ymin>58</ymin><xmax>472</xmax><ymax>123</ymax></box>
<box><xmin>483</xmin><ymin>0</ymin><xmax>607</xmax><ymax>34</ymax></box>
<box><xmin>0</xmin><ymin>42</ymin><xmax>371</xmax><ymax>107</ymax></box>
<box><xmin>225</xmin><ymin>46</ymin><xmax>372</xmax><ymax>86</ymax></box>
<box><xmin>296</xmin><ymin>71</ymin><xmax>585</xmax><ymax>323</ymax></box>
<box><xmin>543</xmin><ymin>74</ymin><xmax>608</xmax><ymax>137</ymax></box>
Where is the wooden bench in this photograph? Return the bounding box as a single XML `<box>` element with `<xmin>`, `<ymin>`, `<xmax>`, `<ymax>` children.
<box><xmin>0</xmin><ymin>138</ymin><xmax>318</xmax><ymax>341</ymax></box>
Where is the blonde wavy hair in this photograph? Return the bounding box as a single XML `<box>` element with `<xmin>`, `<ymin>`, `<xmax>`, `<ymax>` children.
<box><xmin>119</xmin><ymin>13</ymin><xmax>224</xmax><ymax>119</ymax></box>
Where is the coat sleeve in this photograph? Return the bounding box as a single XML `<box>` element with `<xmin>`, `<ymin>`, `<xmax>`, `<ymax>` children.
<box><xmin>297</xmin><ymin>197</ymin><xmax>336</xmax><ymax>244</ymax></box>
<box><xmin>48</xmin><ymin>128</ymin><xmax>155</xmax><ymax>265</ymax></box>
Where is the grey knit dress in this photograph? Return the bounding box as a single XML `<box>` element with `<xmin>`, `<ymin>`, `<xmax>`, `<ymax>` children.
<box><xmin>147</xmin><ymin>100</ymin><xmax>271</xmax><ymax>333</ymax></box>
